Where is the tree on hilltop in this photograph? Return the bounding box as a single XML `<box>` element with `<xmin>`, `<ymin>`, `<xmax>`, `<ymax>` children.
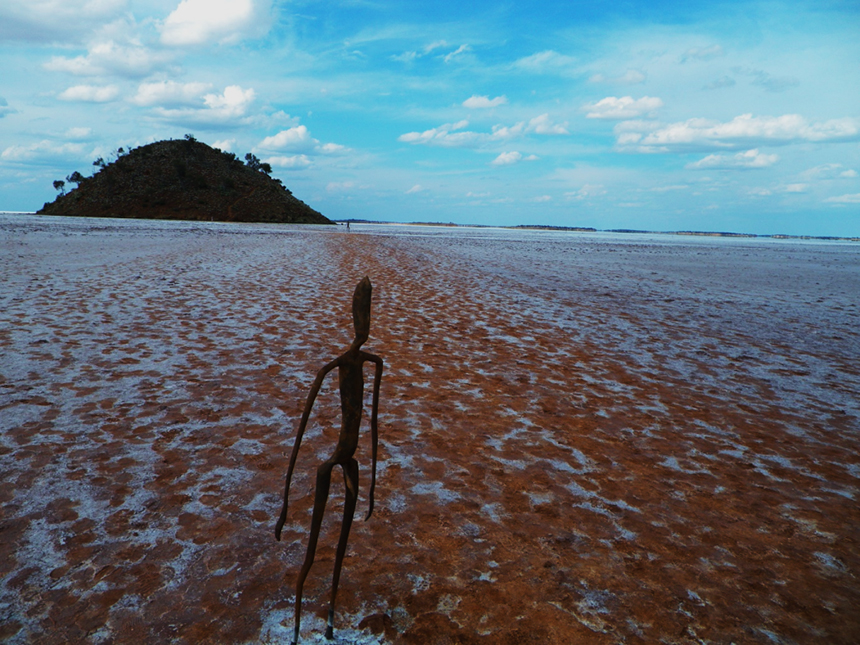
<box><xmin>245</xmin><ymin>152</ymin><xmax>272</xmax><ymax>176</ymax></box>
<box><xmin>66</xmin><ymin>171</ymin><xmax>85</xmax><ymax>186</ymax></box>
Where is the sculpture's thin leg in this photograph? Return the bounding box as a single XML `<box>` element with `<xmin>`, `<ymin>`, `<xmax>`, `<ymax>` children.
<box><xmin>292</xmin><ymin>461</ymin><xmax>334</xmax><ymax>645</ymax></box>
<box><xmin>326</xmin><ymin>458</ymin><xmax>359</xmax><ymax>640</ymax></box>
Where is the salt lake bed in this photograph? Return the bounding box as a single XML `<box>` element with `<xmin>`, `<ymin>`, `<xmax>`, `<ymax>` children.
<box><xmin>1</xmin><ymin>214</ymin><xmax>858</xmax><ymax>643</ymax></box>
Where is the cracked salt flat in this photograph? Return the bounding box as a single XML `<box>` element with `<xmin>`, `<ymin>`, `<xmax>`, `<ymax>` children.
<box><xmin>2</xmin><ymin>216</ymin><xmax>860</xmax><ymax>644</ymax></box>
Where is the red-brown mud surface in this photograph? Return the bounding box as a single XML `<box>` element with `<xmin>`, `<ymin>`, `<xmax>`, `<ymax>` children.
<box><xmin>2</xmin><ymin>215</ymin><xmax>859</xmax><ymax>644</ymax></box>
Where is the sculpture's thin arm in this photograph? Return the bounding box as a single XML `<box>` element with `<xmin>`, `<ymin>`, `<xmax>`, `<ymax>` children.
<box><xmin>275</xmin><ymin>357</ymin><xmax>339</xmax><ymax>541</ymax></box>
<box><xmin>363</xmin><ymin>352</ymin><xmax>383</xmax><ymax>521</ymax></box>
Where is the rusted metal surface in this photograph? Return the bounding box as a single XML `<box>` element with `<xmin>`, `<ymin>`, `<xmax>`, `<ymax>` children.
<box><xmin>275</xmin><ymin>277</ymin><xmax>383</xmax><ymax>644</ymax></box>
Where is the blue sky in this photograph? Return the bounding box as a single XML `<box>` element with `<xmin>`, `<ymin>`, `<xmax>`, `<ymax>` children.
<box><xmin>1</xmin><ymin>0</ymin><xmax>859</xmax><ymax>235</ymax></box>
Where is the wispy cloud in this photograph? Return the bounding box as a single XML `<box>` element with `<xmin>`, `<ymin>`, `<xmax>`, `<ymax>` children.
<box><xmin>734</xmin><ymin>67</ymin><xmax>800</xmax><ymax>92</ymax></box>
<box><xmin>565</xmin><ymin>184</ymin><xmax>607</xmax><ymax>200</ymax></box>
<box><xmin>704</xmin><ymin>76</ymin><xmax>736</xmax><ymax>90</ymax></box>
<box><xmin>513</xmin><ymin>50</ymin><xmax>576</xmax><ymax>73</ymax></box>
<box><xmin>687</xmin><ymin>149</ymin><xmax>779</xmax><ymax>170</ymax></box>
<box><xmin>392</xmin><ymin>40</ymin><xmax>449</xmax><ymax>63</ymax></box>
<box><xmin>800</xmin><ymin>163</ymin><xmax>858</xmax><ymax>180</ymax></box>
<box><xmin>619</xmin><ymin>114</ymin><xmax>860</xmax><ymax>151</ymax></box>
<box><xmin>1</xmin><ymin>139</ymin><xmax>86</xmax><ymax>162</ymax></box>
<box><xmin>588</xmin><ymin>70</ymin><xmax>646</xmax><ymax>84</ymax></box>
<box><xmin>326</xmin><ymin>181</ymin><xmax>356</xmax><ymax>192</ymax></box>
<box><xmin>682</xmin><ymin>45</ymin><xmax>724</xmax><ymax>62</ymax></box>
<box><xmin>443</xmin><ymin>44</ymin><xmax>470</xmax><ymax>63</ymax></box>
<box><xmin>65</xmin><ymin>127</ymin><xmax>92</xmax><ymax>140</ymax></box>
<box><xmin>825</xmin><ymin>193</ymin><xmax>860</xmax><ymax>203</ymax></box>
<box><xmin>45</xmin><ymin>40</ymin><xmax>171</xmax><ymax>78</ymax></box>
<box><xmin>400</xmin><ymin>114</ymin><xmax>567</xmax><ymax>148</ymax></box>
<box><xmin>0</xmin><ymin>0</ymin><xmax>127</xmax><ymax>43</ymax></box>
<box><xmin>584</xmin><ymin>96</ymin><xmax>663</xmax><ymax>120</ymax></box>
<box><xmin>58</xmin><ymin>84</ymin><xmax>120</xmax><ymax>103</ymax></box>
<box><xmin>0</xmin><ymin>97</ymin><xmax>15</xmax><ymax>118</ymax></box>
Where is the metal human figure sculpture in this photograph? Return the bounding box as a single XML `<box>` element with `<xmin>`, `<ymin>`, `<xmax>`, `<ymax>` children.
<box><xmin>275</xmin><ymin>276</ymin><xmax>383</xmax><ymax>644</ymax></box>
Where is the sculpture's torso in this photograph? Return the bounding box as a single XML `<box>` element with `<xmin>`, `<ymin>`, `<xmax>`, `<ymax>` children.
<box><xmin>331</xmin><ymin>354</ymin><xmax>364</xmax><ymax>462</ymax></box>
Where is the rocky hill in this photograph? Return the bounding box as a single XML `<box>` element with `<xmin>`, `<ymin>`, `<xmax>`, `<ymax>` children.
<box><xmin>38</xmin><ymin>138</ymin><xmax>333</xmax><ymax>225</ymax></box>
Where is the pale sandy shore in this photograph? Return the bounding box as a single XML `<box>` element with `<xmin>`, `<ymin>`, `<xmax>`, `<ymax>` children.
<box><xmin>1</xmin><ymin>214</ymin><xmax>859</xmax><ymax>644</ymax></box>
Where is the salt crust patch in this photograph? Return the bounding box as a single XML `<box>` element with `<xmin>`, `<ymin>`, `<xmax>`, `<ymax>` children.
<box><xmin>2</xmin><ymin>216</ymin><xmax>859</xmax><ymax>643</ymax></box>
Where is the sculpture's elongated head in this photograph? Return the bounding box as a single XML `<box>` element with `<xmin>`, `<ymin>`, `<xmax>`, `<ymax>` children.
<box><xmin>352</xmin><ymin>276</ymin><xmax>372</xmax><ymax>346</ymax></box>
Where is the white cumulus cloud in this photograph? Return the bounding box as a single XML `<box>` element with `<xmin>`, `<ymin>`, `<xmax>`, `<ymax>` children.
<box><xmin>212</xmin><ymin>138</ymin><xmax>235</xmax><ymax>151</ymax></box>
<box><xmin>258</xmin><ymin>125</ymin><xmax>315</xmax><ymax>151</ymax></box>
<box><xmin>151</xmin><ymin>85</ymin><xmax>255</xmax><ymax>124</ymax></box>
<box><xmin>463</xmin><ymin>95</ymin><xmax>507</xmax><ymax>109</ymax></box>
<box><xmin>490</xmin><ymin>151</ymin><xmax>539</xmax><ymax>166</ymax></box>
<box><xmin>526</xmin><ymin>113</ymin><xmax>568</xmax><ymax>135</ymax></box>
<box><xmin>584</xmin><ymin>96</ymin><xmax>663</xmax><ymax>120</ymax></box>
<box><xmin>203</xmin><ymin>85</ymin><xmax>254</xmax><ymax>116</ymax></box>
<box><xmin>491</xmin><ymin>151</ymin><xmax>522</xmax><ymax>166</ymax></box>
<box><xmin>398</xmin><ymin>120</ymin><xmax>478</xmax><ymax>147</ymax></box>
<box><xmin>132</xmin><ymin>81</ymin><xmax>212</xmax><ymax>106</ymax></box>
<box><xmin>264</xmin><ymin>154</ymin><xmax>311</xmax><ymax>169</ymax></box>
<box><xmin>58</xmin><ymin>84</ymin><xmax>120</xmax><ymax>102</ymax></box>
<box><xmin>160</xmin><ymin>0</ymin><xmax>271</xmax><ymax>46</ymax></box>
<box><xmin>687</xmin><ymin>149</ymin><xmax>779</xmax><ymax>170</ymax></box>
<box><xmin>256</xmin><ymin>125</ymin><xmax>348</xmax><ymax>156</ymax></box>
<box><xmin>492</xmin><ymin>114</ymin><xmax>568</xmax><ymax>139</ymax></box>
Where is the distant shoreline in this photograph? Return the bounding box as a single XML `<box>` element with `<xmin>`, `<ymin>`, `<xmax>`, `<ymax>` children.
<box><xmin>3</xmin><ymin>212</ymin><xmax>858</xmax><ymax>243</ymax></box>
<box><xmin>336</xmin><ymin>218</ymin><xmax>860</xmax><ymax>242</ymax></box>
